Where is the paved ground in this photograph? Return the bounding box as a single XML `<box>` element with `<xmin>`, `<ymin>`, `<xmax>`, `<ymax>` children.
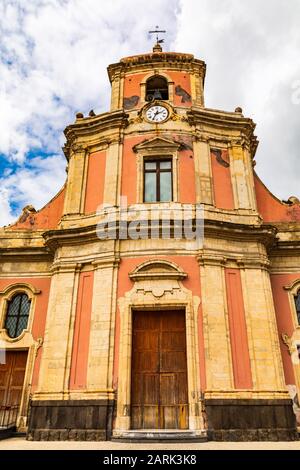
<box><xmin>1</xmin><ymin>437</ymin><xmax>300</xmax><ymax>450</ymax></box>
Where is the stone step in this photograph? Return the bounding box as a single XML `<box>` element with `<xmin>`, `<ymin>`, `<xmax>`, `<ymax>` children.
<box><xmin>112</xmin><ymin>429</ymin><xmax>207</xmax><ymax>443</ymax></box>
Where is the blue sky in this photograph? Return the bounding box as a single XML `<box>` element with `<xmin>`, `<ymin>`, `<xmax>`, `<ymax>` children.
<box><xmin>1</xmin><ymin>0</ymin><xmax>300</xmax><ymax>225</ymax></box>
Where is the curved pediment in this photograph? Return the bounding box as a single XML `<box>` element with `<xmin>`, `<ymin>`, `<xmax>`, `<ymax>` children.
<box><xmin>129</xmin><ymin>259</ymin><xmax>187</xmax><ymax>281</ymax></box>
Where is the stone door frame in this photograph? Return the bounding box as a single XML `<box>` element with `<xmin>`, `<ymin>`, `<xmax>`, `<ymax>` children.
<box><xmin>114</xmin><ymin>259</ymin><xmax>204</xmax><ymax>434</ymax></box>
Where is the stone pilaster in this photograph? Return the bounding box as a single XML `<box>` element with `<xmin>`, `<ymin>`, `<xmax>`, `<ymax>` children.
<box><xmin>33</xmin><ymin>264</ymin><xmax>80</xmax><ymax>399</ymax></box>
<box><xmin>228</xmin><ymin>142</ymin><xmax>256</xmax><ymax>210</ymax></box>
<box><xmin>190</xmin><ymin>72</ymin><xmax>204</xmax><ymax>107</ymax></box>
<box><xmin>103</xmin><ymin>140</ymin><xmax>123</xmax><ymax>206</ymax></box>
<box><xmin>110</xmin><ymin>72</ymin><xmax>124</xmax><ymax>111</ymax></box>
<box><xmin>199</xmin><ymin>259</ymin><xmax>234</xmax><ymax>390</ymax></box>
<box><xmin>86</xmin><ymin>258</ymin><xmax>118</xmax><ymax>391</ymax></box>
<box><xmin>193</xmin><ymin>137</ymin><xmax>213</xmax><ymax>205</ymax></box>
<box><xmin>241</xmin><ymin>266</ymin><xmax>287</xmax><ymax>391</ymax></box>
<box><xmin>63</xmin><ymin>144</ymin><xmax>87</xmax><ymax>215</ymax></box>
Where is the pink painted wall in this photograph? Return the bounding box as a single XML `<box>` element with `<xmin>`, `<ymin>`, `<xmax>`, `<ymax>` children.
<box><xmin>84</xmin><ymin>151</ymin><xmax>106</xmax><ymax>213</ymax></box>
<box><xmin>123</xmin><ymin>73</ymin><xmax>147</xmax><ymax>109</ymax></box>
<box><xmin>69</xmin><ymin>271</ymin><xmax>94</xmax><ymax>390</ymax></box>
<box><xmin>225</xmin><ymin>268</ymin><xmax>253</xmax><ymax>389</ymax></box>
<box><xmin>178</xmin><ymin>148</ymin><xmax>196</xmax><ymax>203</ymax></box>
<box><xmin>121</xmin><ymin>136</ymin><xmax>151</xmax><ymax>204</ymax></box>
<box><xmin>271</xmin><ymin>274</ymin><xmax>300</xmax><ymax>385</ymax></box>
<box><xmin>10</xmin><ymin>187</ymin><xmax>65</xmax><ymax>230</ymax></box>
<box><xmin>123</xmin><ymin>70</ymin><xmax>192</xmax><ymax>109</ymax></box>
<box><xmin>168</xmin><ymin>71</ymin><xmax>192</xmax><ymax>107</ymax></box>
<box><xmin>254</xmin><ymin>173</ymin><xmax>300</xmax><ymax>222</ymax></box>
<box><xmin>211</xmin><ymin>149</ymin><xmax>234</xmax><ymax>210</ymax></box>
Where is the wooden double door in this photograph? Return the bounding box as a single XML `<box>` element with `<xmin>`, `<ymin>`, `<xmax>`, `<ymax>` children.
<box><xmin>131</xmin><ymin>310</ymin><xmax>188</xmax><ymax>429</ymax></box>
<box><xmin>0</xmin><ymin>351</ymin><xmax>27</xmax><ymax>415</ymax></box>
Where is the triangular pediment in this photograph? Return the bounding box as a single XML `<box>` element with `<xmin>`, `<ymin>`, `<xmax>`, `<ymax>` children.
<box><xmin>133</xmin><ymin>137</ymin><xmax>180</xmax><ymax>153</ymax></box>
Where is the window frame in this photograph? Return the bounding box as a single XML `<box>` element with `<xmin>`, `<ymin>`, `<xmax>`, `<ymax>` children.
<box><xmin>284</xmin><ymin>280</ymin><xmax>300</xmax><ymax>331</ymax></box>
<box><xmin>294</xmin><ymin>289</ymin><xmax>300</xmax><ymax>326</ymax></box>
<box><xmin>4</xmin><ymin>293</ymin><xmax>31</xmax><ymax>339</ymax></box>
<box><xmin>0</xmin><ymin>283</ymin><xmax>40</xmax><ymax>342</ymax></box>
<box><xmin>133</xmin><ymin>137</ymin><xmax>180</xmax><ymax>204</ymax></box>
<box><xmin>143</xmin><ymin>158</ymin><xmax>173</xmax><ymax>203</ymax></box>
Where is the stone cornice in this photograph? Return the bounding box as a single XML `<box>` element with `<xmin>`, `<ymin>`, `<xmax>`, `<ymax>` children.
<box><xmin>107</xmin><ymin>52</ymin><xmax>206</xmax><ymax>84</ymax></box>
<box><xmin>42</xmin><ymin>218</ymin><xmax>278</xmax><ymax>255</ymax></box>
<box><xmin>203</xmin><ymin>219</ymin><xmax>277</xmax><ymax>248</ymax></box>
<box><xmin>43</xmin><ymin>224</ymin><xmax>101</xmax><ymax>251</ymax></box>
<box><xmin>269</xmin><ymin>240</ymin><xmax>300</xmax><ymax>258</ymax></box>
<box><xmin>50</xmin><ymin>262</ymin><xmax>82</xmax><ymax>275</ymax></box>
<box><xmin>197</xmin><ymin>253</ymin><xmax>270</xmax><ymax>270</ymax></box>
<box><xmin>0</xmin><ymin>246</ymin><xmax>52</xmax><ymax>262</ymax></box>
<box><xmin>63</xmin><ymin>110</ymin><xmax>129</xmax><ymax>160</ymax></box>
<box><xmin>189</xmin><ymin>108</ymin><xmax>258</xmax><ymax>157</ymax></box>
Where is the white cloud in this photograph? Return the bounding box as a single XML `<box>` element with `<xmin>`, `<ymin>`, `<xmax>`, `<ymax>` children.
<box><xmin>175</xmin><ymin>0</ymin><xmax>300</xmax><ymax>199</ymax></box>
<box><xmin>0</xmin><ymin>0</ymin><xmax>178</xmax><ymax>224</ymax></box>
<box><xmin>0</xmin><ymin>154</ymin><xmax>66</xmax><ymax>227</ymax></box>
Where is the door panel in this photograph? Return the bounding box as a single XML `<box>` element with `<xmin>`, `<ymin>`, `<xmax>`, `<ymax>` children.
<box><xmin>131</xmin><ymin>310</ymin><xmax>188</xmax><ymax>429</ymax></box>
<box><xmin>0</xmin><ymin>351</ymin><xmax>27</xmax><ymax>406</ymax></box>
<box><xmin>0</xmin><ymin>351</ymin><xmax>27</xmax><ymax>427</ymax></box>
<box><xmin>0</xmin><ymin>354</ymin><xmax>13</xmax><ymax>405</ymax></box>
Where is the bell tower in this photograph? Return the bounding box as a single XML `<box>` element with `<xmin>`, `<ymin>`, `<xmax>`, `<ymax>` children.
<box><xmin>107</xmin><ymin>44</ymin><xmax>206</xmax><ymax>112</ymax></box>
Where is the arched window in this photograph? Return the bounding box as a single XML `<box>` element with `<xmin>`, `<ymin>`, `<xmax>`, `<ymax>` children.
<box><xmin>294</xmin><ymin>290</ymin><xmax>300</xmax><ymax>325</ymax></box>
<box><xmin>146</xmin><ymin>76</ymin><xmax>169</xmax><ymax>101</ymax></box>
<box><xmin>4</xmin><ymin>293</ymin><xmax>31</xmax><ymax>338</ymax></box>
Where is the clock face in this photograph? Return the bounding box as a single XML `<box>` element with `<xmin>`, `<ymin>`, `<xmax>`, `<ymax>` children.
<box><xmin>146</xmin><ymin>105</ymin><xmax>169</xmax><ymax>123</ymax></box>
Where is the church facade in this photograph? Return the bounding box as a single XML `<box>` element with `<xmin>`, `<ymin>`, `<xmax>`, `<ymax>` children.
<box><xmin>1</xmin><ymin>44</ymin><xmax>300</xmax><ymax>441</ymax></box>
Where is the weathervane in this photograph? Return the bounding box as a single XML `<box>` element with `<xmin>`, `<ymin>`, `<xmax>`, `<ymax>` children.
<box><xmin>149</xmin><ymin>26</ymin><xmax>166</xmax><ymax>52</ymax></box>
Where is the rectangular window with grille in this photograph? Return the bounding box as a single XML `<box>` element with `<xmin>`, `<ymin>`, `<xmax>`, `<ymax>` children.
<box><xmin>144</xmin><ymin>159</ymin><xmax>173</xmax><ymax>202</ymax></box>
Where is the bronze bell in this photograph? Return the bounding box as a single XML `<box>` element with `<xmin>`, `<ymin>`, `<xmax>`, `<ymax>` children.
<box><xmin>153</xmin><ymin>89</ymin><xmax>162</xmax><ymax>100</ymax></box>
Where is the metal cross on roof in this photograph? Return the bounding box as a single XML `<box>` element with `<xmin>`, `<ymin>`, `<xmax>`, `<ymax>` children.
<box><xmin>148</xmin><ymin>25</ymin><xmax>166</xmax><ymax>45</ymax></box>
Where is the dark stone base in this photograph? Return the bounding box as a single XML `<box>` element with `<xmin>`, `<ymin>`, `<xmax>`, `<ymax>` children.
<box><xmin>27</xmin><ymin>399</ymin><xmax>114</xmax><ymax>441</ymax></box>
<box><xmin>205</xmin><ymin>398</ymin><xmax>298</xmax><ymax>441</ymax></box>
<box><xmin>27</xmin><ymin>398</ymin><xmax>299</xmax><ymax>441</ymax></box>
<box><xmin>0</xmin><ymin>426</ymin><xmax>16</xmax><ymax>441</ymax></box>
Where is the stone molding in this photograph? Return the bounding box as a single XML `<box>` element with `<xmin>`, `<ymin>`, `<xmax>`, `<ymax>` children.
<box><xmin>115</xmin><ymin>259</ymin><xmax>203</xmax><ymax>433</ymax></box>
